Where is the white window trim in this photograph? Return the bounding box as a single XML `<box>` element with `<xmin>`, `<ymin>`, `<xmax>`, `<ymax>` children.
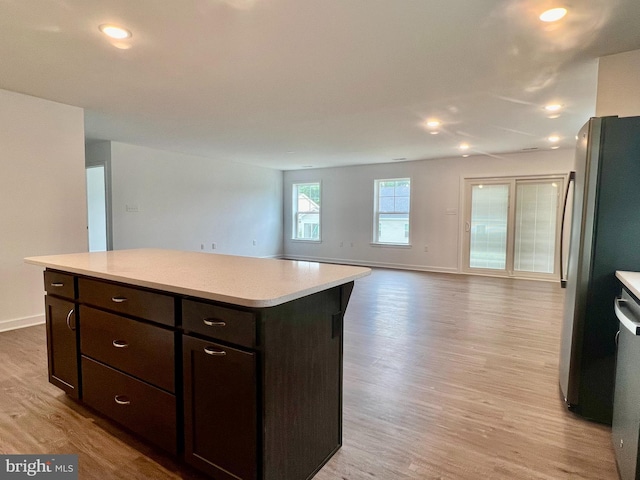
<box><xmin>292</xmin><ymin>181</ymin><xmax>322</xmax><ymax>242</ymax></box>
<box><xmin>370</xmin><ymin>242</ymin><xmax>412</xmax><ymax>248</ymax></box>
<box><xmin>373</xmin><ymin>177</ymin><xmax>411</xmax><ymax>246</ymax></box>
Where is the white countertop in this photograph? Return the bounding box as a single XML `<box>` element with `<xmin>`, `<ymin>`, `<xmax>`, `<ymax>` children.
<box><xmin>616</xmin><ymin>271</ymin><xmax>640</xmax><ymax>299</ymax></box>
<box><xmin>25</xmin><ymin>249</ymin><xmax>371</xmax><ymax>308</ymax></box>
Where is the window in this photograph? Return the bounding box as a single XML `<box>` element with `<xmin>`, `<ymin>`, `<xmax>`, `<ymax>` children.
<box><xmin>373</xmin><ymin>178</ymin><xmax>410</xmax><ymax>244</ymax></box>
<box><xmin>293</xmin><ymin>182</ymin><xmax>321</xmax><ymax>241</ymax></box>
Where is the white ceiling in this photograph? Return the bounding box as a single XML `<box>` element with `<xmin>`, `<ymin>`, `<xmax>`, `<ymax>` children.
<box><xmin>2</xmin><ymin>0</ymin><xmax>640</xmax><ymax>170</ymax></box>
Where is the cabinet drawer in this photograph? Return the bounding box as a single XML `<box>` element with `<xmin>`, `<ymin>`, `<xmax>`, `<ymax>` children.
<box><xmin>80</xmin><ymin>306</ymin><xmax>175</xmax><ymax>393</ymax></box>
<box><xmin>44</xmin><ymin>270</ymin><xmax>75</xmax><ymax>299</ymax></box>
<box><xmin>183</xmin><ymin>299</ymin><xmax>256</xmax><ymax>348</ymax></box>
<box><xmin>78</xmin><ymin>277</ymin><xmax>174</xmax><ymax>326</ymax></box>
<box><xmin>82</xmin><ymin>356</ymin><xmax>177</xmax><ymax>454</ymax></box>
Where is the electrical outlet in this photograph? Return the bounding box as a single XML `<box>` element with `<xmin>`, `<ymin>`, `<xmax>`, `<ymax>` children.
<box><xmin>212</xmin><ymin>243</ymin><xmax>216</xmax><ymax>250</ymax></box>
<box><xmin>252</xmin><ymin>240</ymin><xmax>257</xmax><ymax>246</ymax></box>
<box><xmin>200</xmin><ymin>244</ymin><xmax>204</xmax><ymax>250</ymax></box>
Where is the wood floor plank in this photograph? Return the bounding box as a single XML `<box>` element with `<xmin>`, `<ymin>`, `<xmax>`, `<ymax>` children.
<box><xmin>0</xmin><ymin>269</ymin><xmax>617</xmax><ymax>479</ymax></box>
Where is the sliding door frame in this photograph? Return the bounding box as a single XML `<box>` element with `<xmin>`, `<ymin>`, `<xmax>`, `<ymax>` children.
<box><xmin>459</xmin><ymin>173</ymin><xmax>567</xmax><ymax>281</ymax></box>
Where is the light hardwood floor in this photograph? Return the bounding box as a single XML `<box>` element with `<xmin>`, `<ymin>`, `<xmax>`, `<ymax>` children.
<box><xmin>0</xmin><ymin>269</ymin><xmax>618</xmax><ymax>479</ymax></box>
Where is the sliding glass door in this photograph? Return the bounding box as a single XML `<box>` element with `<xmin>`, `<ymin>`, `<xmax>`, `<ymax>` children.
<box><xmin>468</xmin><ymin>182</ymin><xmax>510</xmax><ymax>270</ymax></box>
<box><xmin>463</xmin><ymin>176</ymin><xmax>564</xmax><ymax>279</ymax></box>
<box><xmin>513</xmin><ymin>180</ymin><xmax>561</xmax><ymax>275</ymax></box>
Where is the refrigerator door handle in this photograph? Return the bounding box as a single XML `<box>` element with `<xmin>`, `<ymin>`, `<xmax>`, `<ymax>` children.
<box><xmin>559</xmin><ymin>171</ymin><xmax>576</xmax><ymax>288</ymax></box>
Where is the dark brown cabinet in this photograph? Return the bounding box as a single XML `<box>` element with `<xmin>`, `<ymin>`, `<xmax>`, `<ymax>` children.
<box><xmin>45</xmin><ymin>295</ymin><xmax>79</xmax><ymax>398</ymax></box>
<box><xmin>82</xmin><ymin>356</ymin><xmax>177</xmax><ymax>454</ymax></box>
<box><xmin>77</xmin><ymin>279</ymin><xmax>177</xmax><ymax>453</ymax></box>
<box><xmin>79</xmin><ymin>305</ymin><xmax>175</xmax><ymax>393</ymax></box>
<box><xmin>78</xmin><ymin>276</ymin><xmax>175</xmax><ymax>326</ymax></box>
<box><xmin>183</xmin><ymin>335</ymin><xmax>257</xmax><ymax>480</ymax></box>
<box><xmin>40</xmin><ymin>266</ymin><xmax>356</xmax><ymax>480</ymax></box>
<box><xmin>44</xmin><ymin>271</ymin><xmax>79</xmax><ymax>399</ymax></box>
<box><xmin>182</xmin><ymin>284</ymin><xmax>350</xmax><ymax>480</ymax></box>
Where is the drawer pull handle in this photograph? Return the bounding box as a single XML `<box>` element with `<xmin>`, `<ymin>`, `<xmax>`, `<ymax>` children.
<box><xmin>65</xmin><ymin>308</ymin><xmax>75</xmax><ymax>331</ymax></box>
<box><xmin>203</xmin><ymin>319</ymin><xmax>226</xmax><ymax>327</ymax></box>
<box><xmin>111</xmin><ymin>297</ymin><xmax>128</xmax><ymax>303</ymax></box>
<box><xmin>112</xmin><ymin>340</ymin><xmax>129</xmax><ymax>348</ymax></box>
<box><xmin>204</xmin><ymin>347</ymin><xmax>227</xmax><ymax>356</ymax></box>
<box><xmin>114</xmin><ymin>395</ymin><xmax>131</xmax><ymax>405</ymax></box>
<box><xmin>50</xmin><ymin>282</ymin><xmax>64</xmax><ymax>287</ymax></box>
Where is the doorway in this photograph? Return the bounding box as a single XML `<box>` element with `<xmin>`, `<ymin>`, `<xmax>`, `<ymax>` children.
<box><xmin>462</xmin><ymin>175</ymin><xmax>565</xmax><ymax>280</ymax></box>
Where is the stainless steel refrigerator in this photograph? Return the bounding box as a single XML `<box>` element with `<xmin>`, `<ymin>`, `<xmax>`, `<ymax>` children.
<box><xmin>559</xmin><ymin>115</ymin><xmax>640</xmax><ymax>425</ymax></box>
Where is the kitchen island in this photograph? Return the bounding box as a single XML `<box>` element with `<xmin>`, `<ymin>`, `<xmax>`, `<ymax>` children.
<box><xmin>25</xmin><ymin>249</ymin><xmax>370</xmax><ymax>480</ymax></box>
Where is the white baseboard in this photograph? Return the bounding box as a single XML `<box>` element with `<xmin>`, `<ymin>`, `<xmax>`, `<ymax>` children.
<box><xmin>282</xmin><ymin>255</ymin><xmax>458</xmax><ymax>274</ymax></box>
<box><xmin>0</xmin><ymin>314</ymin><xmax>45</xmax><ymax>333</ymax></box>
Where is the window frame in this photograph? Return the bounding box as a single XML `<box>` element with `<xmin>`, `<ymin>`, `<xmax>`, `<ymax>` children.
<box><xmin>372</xmin><ymin>177</ymin><xmax>412</xmax><ymax>246</ymax></box>
<box><xmin>292</xmin><ymin>181</ymin><xmax>322</xmax><ymax>242</ymax></box>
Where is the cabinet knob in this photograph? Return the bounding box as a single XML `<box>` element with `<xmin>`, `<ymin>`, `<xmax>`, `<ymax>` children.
<box><xmin>204</xmin><ymin>347</ymin><xmax>227</xmax><ymax>356</ymax></box>
<box><xmin>114</xmin><ymin>395</ymin><xmax>131</xmax><ymax>405</ymax></box>
<box><xmin>111</xmin><ymin>297</ymin><xmax>128</xmax><ymax>303</ymax></box>
<box><xmin>203</xmin><ymin>318</ymin><xmax>226</xmax><ymax>327</ymax></box>
<box><xmin>112</xmin><ymin>340</ymin><xmax>129</xmax><ymax>348</ymax></box>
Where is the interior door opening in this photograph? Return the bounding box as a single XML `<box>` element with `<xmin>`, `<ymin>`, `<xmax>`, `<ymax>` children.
<box><xmin>86</xmin><ymin>165</ymin><xmax>107</xmax><ymax>252</ymax></box>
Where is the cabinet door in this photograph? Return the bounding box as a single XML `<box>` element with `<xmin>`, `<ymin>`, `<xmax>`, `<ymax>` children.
<box><xmin>45</xmin><ymin>295</ymin><xmax>79</xmax><ymax>398</ymax></box>
<box><xmin>183</xmin><ymin>335</ymin><xmax>257</xmax><ymax>480</ymax></box>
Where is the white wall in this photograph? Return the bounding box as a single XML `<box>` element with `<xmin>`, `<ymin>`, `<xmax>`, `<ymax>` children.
<box><xmin>110</xmin><ymin>142</ymin><xmax>283</xmax><ymax>258</ymax></box>
<box><xmin>284</xmin><ymin>149</ymin><xmax>574</xmax><ymax>272</ymax></box>
<box><xmin>0</xmin><ymin>89</ymin><xmax>87</xmax><ymax>332</ymax></box>
<box><xmin>596</xmin><ymin>49</ymin><xmax>640</xmax><ymax>116</ymax></box>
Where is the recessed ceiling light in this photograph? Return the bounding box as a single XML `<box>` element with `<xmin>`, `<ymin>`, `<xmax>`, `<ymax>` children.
<box><xmin>551</xmin><ymin>146</ymin><xmax>560</xmax><ymax>149</ymax></box>
<box><xmin>392</xmin><ymin>157</ymin><xmax>407</xmax><ymax>162</ymax></box>
<box><xmin>462</xmin><ymin>154</ymin><xmax>470</xmax><ymax>158</ymax></box>
<box><xmin>539</xmin><ymin>7</ymin><xmax>567</xmax><ymax>22</ymax></box>
<box><xmin>426</xmin><ymin>120</ymin><xmax>440</xmax><ymax>128</ymax></box>
<box><xmin>99</xmin><ymin>24</ymin><xmax>132</xmax><ymax>39</ymax></box>
<box><xmin>545</xmin><ymin>104</ymin><xmax>563</xmax><ymax>112</ymax></box>
<box><xmin>548</xmin><ymin>135</ymin><xmax>560</xmax><ymax>142</ymax></box>
<box><xmin>459</xmin><ymin>143</ymin><xmax>470</xmax><ymax>150</ymax></box>
<box><xmin>430</xmin><ymin>131</ymin><xmax>440</xmax><ymax>135</ymax></box>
